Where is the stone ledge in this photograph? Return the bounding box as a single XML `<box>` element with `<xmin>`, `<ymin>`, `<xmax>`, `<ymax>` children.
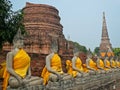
<box><xmin>7</xmin><ymin>85</ymin><xmax>44</xmax><ymax>90</ymax></box>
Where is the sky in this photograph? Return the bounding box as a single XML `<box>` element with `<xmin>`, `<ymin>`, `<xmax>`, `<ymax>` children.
<box><xmin>10</xmin><ymin>0</ymin><xmax>120</xmax><ymax>51</ymax></box>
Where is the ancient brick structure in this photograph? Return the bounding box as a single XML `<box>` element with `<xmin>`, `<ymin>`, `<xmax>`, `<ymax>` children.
<box><xmin>23</xmin><ymin>2</ymin><xmax>73</xmax><ymax>55</ymax></box>
<box><xmin>99</xmin><ymin>12</ymin><xmax>112</xmax><ymax>52</ymax></box>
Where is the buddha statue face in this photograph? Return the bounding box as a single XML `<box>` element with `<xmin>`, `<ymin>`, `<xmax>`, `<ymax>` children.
<box><xmin>50</xmin><ymin>42</ymin><xmax>58</xmax><ymax>53</ymax></box>
<box><xmin>13</xmin><ymin>39</ymin><xmax>24</xmax><ymax>49</ymax></box>
<box><xmin>13</xmin><ymin>29</ymin><xmax>24</xmax><ymax>49</ymax></box>
<box><xmin>73</xmin><ymin>47</ymin><xmax>79</xmax><ymax>57</ymax></box>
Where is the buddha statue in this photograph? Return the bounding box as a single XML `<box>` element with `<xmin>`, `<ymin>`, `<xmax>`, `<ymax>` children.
<box><xmin>41</xmin><ymin>41</ymin><xmax>72</xmax><ymax>85</ymax></box>
<box><xmin>86</xmin><ymin>54</ymin><xmax>99</xmax><ymax>74</ymax></box>
<box><xmin>110</xmin><ymin>56</ymin><xmax>116</xmax><ymax>70</ymax></box>
<box><xmin>66</xmin><ymin>48</ymin><xmax>89</xmax><ymax>78</ymax></box>
<box><xmin>115</xmin><ymin>57</ymin><xmax>119</xmax><ymax>68</ymax></box>
<box><xmin>96</xmin><ymin>55</ymin><xmax>106</xmax><ymax>74</ymax></box>
<box><xmin>103</xmin><ymin>56</ymin><xmax>111</xmax><ymax>72</ymax></box>
<box><xmin>2</xmin><ymin>29</ymin><xmax>43</xmax><ymax>90</ymax></box>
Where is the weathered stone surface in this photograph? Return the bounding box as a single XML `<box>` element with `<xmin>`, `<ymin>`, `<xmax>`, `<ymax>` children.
<box><xmin>7</xmin><ymin>85</ymin><xmax>44</xmax><ymax>90</ymax></box>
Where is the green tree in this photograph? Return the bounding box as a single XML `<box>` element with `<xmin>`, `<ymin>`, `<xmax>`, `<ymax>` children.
<box><xmin>113</xmin><ymin>48</ymin><xmax>120</xmax><ymax>57</ymax></box>
<box><xmin>0</xmin><ymin>0</ymin><xmax>25</xmax><ymax>50</ymax></box>
<box><xmin>94</xmin><ymin>47</ymin><xmax>99</xmax><ymax>55</ymax></box>
<box><xmin>72</xmin><ymin>41</ymin><xmax>87</xmax><ymax>53</ymax></box>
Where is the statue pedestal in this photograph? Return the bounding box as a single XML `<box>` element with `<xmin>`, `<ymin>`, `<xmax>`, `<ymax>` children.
<box><xmin>46</xmin><ymin>79</ymin><xmax>73</xmax><ymax>90</ymax></box>
<box><xmin>7</xmin><ymin>85</ymin><xmax>44</xmax><ymax>90</ymax></box>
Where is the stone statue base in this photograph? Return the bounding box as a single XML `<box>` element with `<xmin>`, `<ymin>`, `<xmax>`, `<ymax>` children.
<box><xmin>46</xmin><ymin>79</ymin><xmax>73</xmax><ymax>90</ymax></box>
<box><xmin>7</xmin><ymin>85</ymin><xmax>44</xmax><ymax>90</ymax></box>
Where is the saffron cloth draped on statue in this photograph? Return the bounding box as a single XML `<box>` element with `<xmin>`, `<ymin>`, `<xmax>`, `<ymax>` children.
<box><xmin>104</xmin><ymin>60</ymin><xmax>111</xmax><ymax>70</ymax></box>
<box><xmin>2</xmin><ymin>49</ymin><xmax>30</xmax><ymax>90</ymax></box>
<box><xmin>66</xmin><ymin>58</ymin><xmax>84</xmax><ymax>77</ymax></box>
<box><xmin>89</xmin><ymin>59</ymin><xmax>98</xmax><ymax>71</ymax></box>
<box><xmin>41</xmin><ymin>54</ymin><xmax>63</xmax><ymax>85</ymax></box>
<box><xmin>99</xmin><ymin>59</ymin><xmax>105</xmax><ymax>69</ymax></box>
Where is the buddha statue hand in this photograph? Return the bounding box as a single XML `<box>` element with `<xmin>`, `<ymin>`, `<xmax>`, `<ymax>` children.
<box><xmin>78</xmin><ymin>71</ymin><xmax>84</xmax><ymax>75</ymax></box>
<box><xmin>25</xmin><ymin>75</ymin><xmax>31</xmax><ymax>79</ymax></box>
<box><xmin>56</xmin><ymin>73</ymin><xmax>62</xmax><ymax>80</ymax></box>
<box><xmin>17</xmin><ymin>76</ymin><xmax>24</xmax><ymax>87</ymax></box>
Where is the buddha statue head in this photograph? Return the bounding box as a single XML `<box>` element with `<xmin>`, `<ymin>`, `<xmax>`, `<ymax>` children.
<box><xmin>73</xmin><ymin>47</ymin><xmax>79</xmax><ymax>57</ymax></box>
<box><xmin>50</xmin><ymin>41</ymin><xmax>58</xmax><ymax>53</ymax></box>
<box><xmin>13</xmin><ymin>28</ymin><xmax>24</xmax><ymax>49</ymax></box>
<box><xmin>87</xmin><ymin>50</ymin><xmax>92</xmax><ymax>59</ymax></box>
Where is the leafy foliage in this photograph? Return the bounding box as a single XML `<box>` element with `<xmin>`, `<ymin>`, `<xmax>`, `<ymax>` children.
<box><xmin>94</xmin><ymin>47</ymin><xmax>99</xmax><ymax>55</ymax></box>
<box><xmin>72</xmin><ymin>41</ymin><xmax>88</xmax><ymax>53</ymax></box>
<box><xmin>0</xmin><ymin>0</ymin><xmax>25</xmax><ymax>50</ymax></box>
<box><xmin>113</xmin><ymin>48</ymin><xmax>120</xmax><ymax>57</ymax></box>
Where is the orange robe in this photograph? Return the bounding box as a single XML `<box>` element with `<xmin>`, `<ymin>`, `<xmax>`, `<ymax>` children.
<box><xmin>119</xmin><ymin>61</ymin><xmax>120</xmax><ymax>68</ymax></box>
<box><xmin>0</xmin><ymin>62</ymin><xmax>6</xmax><ymax>78</ymax></box>
<box><xmin>89</xmin><ymin>59</ymin><xmax>98</xmax><ymax>71</ymax></box>
<box><xmin>41</xmin><ymin>54</ymin><xmax>63</xmax><ymax>85</ymax></box>
<box><xmin>115</xmin><ymin>61</ymin><xmax>119</xmax><ymax>67</ymax></box>
<box><xmin>66</xmin><ymin>57</ymin><xmax>84</xmax><ymax>77</ymax></box>
<box><xmin>83</xmin><ymin>64</ymin><xmax>89</xmax><ymax>73</ymax></box>
<box><xmin>104</xmin><ymin>60</ymin><xmax>111</xmax><ymax>70</ymax></box>
<box><xmin>99</xmin><ymin>59</ymin><xmax>105</xmax><ymax>69</ymax></box>
<box><xmin>2</xmin><ymin>49</ymin><xmax>30</xmax><ymax>90</ymax></box>
<box><xmin>111</xmin><ymin>60</ymin><xmax>116</xmax><ymax>68</ymax></box>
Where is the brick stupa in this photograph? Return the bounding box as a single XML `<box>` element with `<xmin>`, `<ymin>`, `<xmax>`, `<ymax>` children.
<box><xmin>23</xmin><ymin>2</ymin><xmax>73</xmax><ymax>55</ymax></box>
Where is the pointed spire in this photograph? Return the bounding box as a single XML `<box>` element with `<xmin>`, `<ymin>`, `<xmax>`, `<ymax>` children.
<box><xmin>102</xmin><ymin>12</ymin><xmax>109</xmax><ymax>38</ymax></box>
<box><xmin>99</xmin><ymin>12</ymin><xmax>112</xmax><ymax>52</ymax></box>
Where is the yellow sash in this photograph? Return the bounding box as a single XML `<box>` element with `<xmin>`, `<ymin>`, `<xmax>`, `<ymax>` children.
<box><xmin>99</xmin><ymin>59</ymin><xmax>104</xmax><ymax>69</ymax></box>
<box><xmin>104</xmin><ymin>60</ymin><xmax>110</xmax><ymax>70</ymax></box>
<box><xmin>66</xmin><ymin>58</ymin><xmax>84</xmax><ymax>77</ymax></box>
<box><xmin>2</xmin><ymin>49</ymin><xmax>30</xmax><ymax>90</ymax></box>
<box><xmin>83</xmin><ymin>64</ymin><xmax>89</xmax><ymax>73</ymax></box>
<box><xmin>116</xmin><ymin>61</ymin><xmax>119</xmax><ymax>67</ymax></box>
<box><xmin>66</xmin><ymin>60</ymin><xmax>73</xmax><ymax>75</ymax></box>
<box><xmin>89</xmin><ymin>59</ymin><xmax>98</xmax><ymax>70</ymax></box>
<box><xmin>111</xmin><ymin>60</ymin><xmax>116</xmax><ymax>68</ymax></box>
<box><xmin>0</xmin><ymin>61</ymin><xmax>6</xmax><ymax>78</ymax></box>
<box><xmin>41</xmin><ymin>54</ymin><xmax>63</xmax><ymax>85</ymax></box>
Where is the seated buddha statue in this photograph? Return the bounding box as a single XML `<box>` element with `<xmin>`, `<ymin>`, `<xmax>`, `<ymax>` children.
<box><xmin>103</xmin><ymin>56</ymin><xmax>111</xmax><ymax>72</ymax></box>
<box><xmin>118</xmin><ymin>58</ymin><xmax>120</xmax><ymax>68</ymax></box>
<box><xmin>110</xmin><ymin>57</ymin><xmax>116</xmax><ymax>69</ymax></box>
<box><xmin>107</xmin><ymin>46</ymin><xmax>116</xmax><ymax>71</ymax></box>
<box><xmin>66</xmin><ymin>48</ymin><xmax>89</xmax><ymax>78</ymax></box>
<box><xmin>96</xmin><ymin>55</ymin><xmax>106</xmax><ymax>74</ymax></box>
<box><xmin>2</xmin><ymin>29</ymin><xmax>43</xmax><ymax>90</ymax></box>
<box><xmin>86</xmin><ymin>54</ymin><xmax>99</xmax><ymax>74</ymax></box>
<box><xmin>41</xmin><ymin>41</ymin><xmax>71</xmax><ymax>85</ymax></box>
<box><xmin>115</xmin><ymin>57</ymin><xmax>120</xmax><ymax>68</ymax></box>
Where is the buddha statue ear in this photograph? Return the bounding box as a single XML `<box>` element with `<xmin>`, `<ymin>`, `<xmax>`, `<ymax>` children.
<box><xmin>13</xmin><ymin>28</ymin><xmax>23</xmax><ymax>44</ymax></box>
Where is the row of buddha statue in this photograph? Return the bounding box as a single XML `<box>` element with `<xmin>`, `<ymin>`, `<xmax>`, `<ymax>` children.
<box><xmin>1</xmin><ymin>29</ymin><xmax>120</xmax><ymax>90</ymax></box>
